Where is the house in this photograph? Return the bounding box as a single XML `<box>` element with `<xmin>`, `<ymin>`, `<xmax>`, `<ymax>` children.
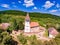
<box><xmin>48</xmin><ymin>27</ymin><xmax>58</xmax><ymax>38</ymax></box>
<box><xmin>0</xmin><ymin>23</ymin><xmax>10</xmax><ymax>30</ymax></box>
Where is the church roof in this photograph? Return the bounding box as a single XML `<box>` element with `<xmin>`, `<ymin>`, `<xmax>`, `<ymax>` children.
<box><xmin>25</xmin><ymin>13</ymin><xmax>30</xmax><ymax>21</ymax></box>
<box><xmin>30</xmin><ymin>22</ymin><xmax>39</xmax><ymax>27</ymax></box>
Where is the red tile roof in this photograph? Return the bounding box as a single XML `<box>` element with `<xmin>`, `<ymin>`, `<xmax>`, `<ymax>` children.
<box><xmin>30</xmin><ymin>22</ymin><xmax>39</xmax><ymax>27</ymax></box>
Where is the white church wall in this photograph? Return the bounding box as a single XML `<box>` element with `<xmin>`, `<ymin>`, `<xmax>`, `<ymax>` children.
<box><xmin>24</xmin><ymin>20</ymin><xmax>30</xmax><ymax>32</ymax></box>
<box><xmin>31</xmin><ymin>27</ymin><xmax>39</xmax><ymax>32</ymax></box>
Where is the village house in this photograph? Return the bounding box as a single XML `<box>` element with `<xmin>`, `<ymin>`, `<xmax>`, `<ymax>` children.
<box><xmin>48</xmin><ymin>27</ymin><xmax>58</xmax><ymax>38</ymax></box>
<box><xmin>0</xmin><ymin>23</ymin><xmax>10</xmax><ymax>30</ymax></box>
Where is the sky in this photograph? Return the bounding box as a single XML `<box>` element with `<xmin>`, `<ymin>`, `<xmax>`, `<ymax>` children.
<box><xmin>0</xmin><ymin>0</ymin><xmax>60</xmax><ymax>16</ymax></box>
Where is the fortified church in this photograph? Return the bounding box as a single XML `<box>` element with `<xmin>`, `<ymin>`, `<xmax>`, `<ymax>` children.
<box><xmin>24</xmin><ymin>13</ymin><xmax>58</xmax><ymax>39</ymax></box>
<box><xmin>24</xmin><ymin>13</ymin><xmax>40</xmax><ymax>33</ymax></box>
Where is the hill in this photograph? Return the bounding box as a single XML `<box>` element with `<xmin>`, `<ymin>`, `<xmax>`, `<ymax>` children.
<box><xmin>0</xmin><ymin>10</ymin><xmax>60</xmax><ymax>45</ymax></box>
<box><xmin>0</xmin><ymin>10</ymin><xmax>60</xmax><ymax>31</ymax></box>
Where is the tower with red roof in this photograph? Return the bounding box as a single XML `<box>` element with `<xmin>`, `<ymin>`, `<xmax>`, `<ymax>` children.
<box><xmin>24</xmin><ymin>13</ymin><xmax>30</xmax><ymax>32</ymax></box>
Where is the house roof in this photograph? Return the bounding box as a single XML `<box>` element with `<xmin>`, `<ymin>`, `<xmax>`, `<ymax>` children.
<box><xmin>0</xmin><ymin>23</ymin><xmax>10</xmax><ymax>30</ymax></box>
<box><xmin>48</xmin><ymin>27</ymin><xmax>58</xmax><ymax>35</ymax></box>
<box><xmin>30</xmin><ymin>22</ymin><xmax>39</xmax><ymax>27</ymax></box>
<box><xmin>50</xmin><ymin>30</ymin><xmax>58</xmax><ymax>35</ymax></box>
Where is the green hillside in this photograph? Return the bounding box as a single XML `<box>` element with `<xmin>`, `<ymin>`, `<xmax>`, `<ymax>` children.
<box><xmin>0</xmin><ymin>10</ymin><xmax>60</xmax><ymax>31</ymax></box>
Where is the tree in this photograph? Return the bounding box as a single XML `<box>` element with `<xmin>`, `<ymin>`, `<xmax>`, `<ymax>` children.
<box><xmin>27</xmin><ymin>35</ymin><xmax>42</xmax><ymax>45</ymax></box>
<box><xmin>0</xmin><ymin>18</ymin><xmax>2</xmax><ymax>23</ymax></box>
<box><xmin>7</xmin><ymin>26</ymin><xmax>13</xmax><ymax>34</ymax></box>
<box><xmin>54</xmin><ymin>33</ymin><xmax>60</xmax><ymax>45</ymax></box>
<box><xmin>4</xmin><ymin>36</ymin><xmax>18</xmax><ymax>45</ymax></box>
<box><xmin>12</xmin><ymin>19</ymin><xmax>19</xmax><ymax>31</ymax></box>
<box><xmin>0</xmin><ymin>31</ymin><xmax>18</xmax><ymax>45</ymax></box>
<box><xmin>18</xmin><ymin>34</ymin><xmax>27</xmax><ymax>45</ymax></box>
<box><xmin>18</xmin><ymin>21</ymin><xmax>24</xmax><ymax>30</ymax></box>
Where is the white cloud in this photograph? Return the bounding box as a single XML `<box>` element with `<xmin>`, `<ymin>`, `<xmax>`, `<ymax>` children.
<box><xmin>23</xmin><ymin>0</ymin><xmax>34</xmax><ymax>7</ymax></box>
<box><xmin>18</xmin><ymin>1</ymin><xmax>21</xmax><ymax>3</ymax></box>
<box><xmin>43</xmin><ymin>1</ymin><xmax>54</xmax><ymax>9</ymax></box>
<box><xmin>56</xmin><ymin>3</ymin><xmax>60</xmax><ymax>8</ymax></box>
<box><xmin>33</xmin><ymin>7</ymin><xmax>37</xmax><ymax>9</ymax></box>
<box><xmin>1</xmin><ymin>4</ymin><xmax>9</xmax><ymax>8</ymax></box>
<box><xmin>49</xmin><ymin>10</ymin><xmax>58</xmax><ymax>12</ymax></box>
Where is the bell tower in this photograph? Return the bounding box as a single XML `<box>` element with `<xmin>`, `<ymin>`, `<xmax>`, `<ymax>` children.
<box><xmin>24</xmin><ymin>13</ymin><xmax>30</xmax><ymax>32</ymax></box>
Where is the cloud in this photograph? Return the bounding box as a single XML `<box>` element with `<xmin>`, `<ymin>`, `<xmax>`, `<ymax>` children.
<box><xmin>23</xmin><ymin>0</ymin><xmax>34</xmax><ymax>7</ymax></box>
<box><xmin>56</xmin><ymin>3</ymin><xmax>60</xmax><ymax>8</ymax></box>
<box><xmin>18</xmin><ymin>1</ymin><xmax>21</xmax><ymax>3</ymax></box>
<box><xmin>43</xmin><ymin>1</ymin><xmax>54</xmax><ymax>9</ymax></box>
<box><xmin>33</xmin><ymin>7</ymin><xmax>37</xmax><ymax>9</ymax></box>
<box><xmin>1</xmin><ymin>4</ymin><xmax>9</xmax><ymax>8</ymax></box>
<box><xmin>49</xmin><ymin>10</ymin><xmax>58</xmax><ymax>12</ymax></box>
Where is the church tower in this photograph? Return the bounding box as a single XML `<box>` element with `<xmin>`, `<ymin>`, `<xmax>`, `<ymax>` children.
<box><xmin>24</xmin><ymin>13</ymin><xmax>30</xmax><ymax>32</ymax></box>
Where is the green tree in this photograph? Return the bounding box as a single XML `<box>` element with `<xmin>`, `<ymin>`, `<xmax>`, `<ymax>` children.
<box><xmin>54</xmin><ymin>33</ymin><xmax>60</xmax><ymax>45</ymax></box>
<box><xmin>13</xmin><ymin>19</ymin><xmax>18</xmax><ymax>31</ymax></box>
<box><xmin>0</xmin><ymin>31</ymin><xmax>18</xmax><ymax>45</ymax></box>
<box><xmin>27</xmin><ymin>35</ymin><xmax>42</xmax><ymax>45</ymax></box>
<box><xmin>7</xmin><ymin>26</ymin><xmax>13</xmax><ymax>34</ymax></box>
<box><xmin>0</xmin><ymin>18</ymin><xmax>2</xmax><ymax>23</ymax></box>
<box><xmin>18</xmin><ymin>21</ymin><xmax>24</xmax><ymax>30</ymax></box>
<box><xmin>18</xmin><ymin>34</ymin><xmax>27</xmax><ymax>45</ymax></box>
